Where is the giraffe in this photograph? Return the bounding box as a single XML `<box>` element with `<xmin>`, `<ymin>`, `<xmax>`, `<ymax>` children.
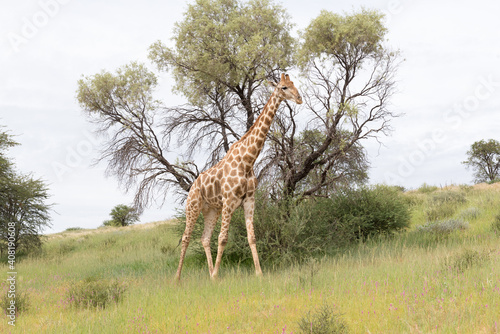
<box><xmin>175</xmin><ymin>73</ymin><xmax>302</xmax><ymax>281</ymax></box>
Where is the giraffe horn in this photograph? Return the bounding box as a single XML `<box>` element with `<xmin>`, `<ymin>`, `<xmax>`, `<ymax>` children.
<box><xmin>285</xmin><ymin>74</ymin><xmax>290</xmax><ymax>81</ymax></box>
<box><xmin>280</xmin><ymin>73</ymin><xmax>285</xmax><ymax>81</ymax></box>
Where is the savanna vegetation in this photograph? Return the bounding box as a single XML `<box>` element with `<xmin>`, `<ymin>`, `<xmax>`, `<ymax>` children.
<box><xmin>1</xmin><ymin>183</ymin><xmax>499</xmax><ymax>333</ymax></box>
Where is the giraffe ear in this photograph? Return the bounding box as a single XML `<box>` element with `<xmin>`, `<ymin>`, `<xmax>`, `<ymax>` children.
<box><xmin>280</xmin><ymin>73</ymin><xmax>286</xmax><ymax>81</ymax></box>
<box><xmin>267</xmin><ymin>80</ymin><xmax>278</xmax><ymax>88</ymax></box>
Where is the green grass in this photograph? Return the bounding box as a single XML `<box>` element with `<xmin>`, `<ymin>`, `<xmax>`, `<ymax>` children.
<box><xmin>2</xmin><ymin>185</ymin><xmax>500</xmax><ymax>333</ymax></box>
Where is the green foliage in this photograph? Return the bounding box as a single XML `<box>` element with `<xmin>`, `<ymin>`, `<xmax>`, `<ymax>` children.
<box><xmin>149</xmin><ymin>0</ymin><xmax>294</xmax><ymax>106</ymax></box>
<box><xmin>77</xmin><ymin>62</ymin><xmax>160</xmax><ymax>117</ymax></box>
<box><xmin>176</xmin><ymin>185</ymin><xmax>410</xmax><ymax>267</ymax></box>
<box><xmin>463</xmin><ymin>139</ymin><xmax>500</xmax><ymax>183</ymax></box>
<box><xmin>324</xmin><ymin>185</ymin><xmax>411</xmax><ymax>239</ymax></box>
<box><xmin>103</xmin><ymin>204</ymin><xmax>140</xmax><ymax>227</ymax></box>
<box><xmin>298</xmin><ymin>8</ymin><xmax>387</xmax><ymax>68</ymax></box>
<box><xmin>0</xmin><ymin>127</ymin><xmax>52</xmax><ymax>256</ymax></box>
<box><xmin>68</xmin><ymin>277</ymin><xmax>126</xmax><ymax>309</ymax></box>
<box><xmin>64</xmin><ymin>227</ymin><xmax>84</xmax><ymax>232</ymax></box>
<box><xmin>298</xmin><ymin>303</ymin><xmax>349</xmax><ymax>334</ymax></box>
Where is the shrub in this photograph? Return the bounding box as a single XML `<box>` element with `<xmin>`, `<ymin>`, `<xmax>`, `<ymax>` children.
<box><xmin>175</xmin><ymin>185</ymin><xmax>411</xmax><ymax>267</ymax></box>
<box><xmin>444</xmin><ymin>249</ymin><xmax>490</xmax><ymax>273</ymax></box>
<box><xmin>324</xmin><ymin>185</ymin><xmax>411</xmax><ymax>240</ymax></box>
<box><xmin>68</xmin><ymin>277</ymin><xmax>126</xmax><ymax>309</ymax></box>
<box><xmin>65</xmin><ymin>227</ymin><xmax>84</xmax><ymax>232</ymax></box>
<box><xmin>417</xmin><ymin>219</ymin><xmax>469</xmax><ymax>235</ymax></box>
<box><xmin>459</xmin><ymin>207</ymin><xmax>480</xmax><ymax>220</ymax></box>
<box><xmin>298</xmin><ymin>303</ymin><xmax>349</xmax><ymax>334</ymax></box>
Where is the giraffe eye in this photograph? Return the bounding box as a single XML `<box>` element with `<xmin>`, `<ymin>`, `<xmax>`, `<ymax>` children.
<box><xmin>281</xmin><ymin>86</ymin><xmax>288</xmax><ymax>90</ymax></box>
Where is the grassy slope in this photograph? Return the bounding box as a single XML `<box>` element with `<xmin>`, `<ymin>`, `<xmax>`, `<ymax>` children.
<box><xmin>2</xmin><ymin>185</ymin><xmax>500</xmax><ymax>333</ymax></box>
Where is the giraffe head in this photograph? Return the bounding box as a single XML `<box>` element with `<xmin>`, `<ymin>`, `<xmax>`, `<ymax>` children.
<box><xmin>270</xmin><ymin>73</ymin><xmax>302</xmax><ymax>104</ymax></box>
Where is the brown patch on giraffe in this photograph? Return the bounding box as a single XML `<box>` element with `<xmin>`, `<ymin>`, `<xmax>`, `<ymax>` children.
<box><xmin>216</xmin><ymin>169</ymin><xmax>223</xmax><ymax>179</ymax></box>
<box><xmin>264</xmin><ymin>116</ymin><xmax>272</xmax><ymax>127</ymax></box>
<box><xmin>248</xmin><ymin>146</ymin><xmax>257</xmax><ymax>156</ymax></box>
<box><xmin>231</xmin><ymin>161</ymin><xmax>237</xmax><ymax>168</ymax></box>
<box><xmin>243</xmin><ymin>155</ymin><xmax>252</xmax><ymax>164</ymax></box>
<box><xmin>214</xmin><ymin>180</ymin><xmax>221</xmax><ymax>194</ymax></box>
<box><xmin>207</xmin><ymin>184</ymin><xmax>214</xmax><ymax>199</ymax></box>
<box><xmin>256</xmin><ymin>139</ymin><xmax>264</xmax><ymax>147</ymax></box>
<box><xmin>230</xmin><ymin>169</ymin><xmax>237</xmax><ymax>177</ymax></box>
<box><xmin>223</xmin><ymin>164</ymin><xmax>230</xmax><ymax>175</ymax></box>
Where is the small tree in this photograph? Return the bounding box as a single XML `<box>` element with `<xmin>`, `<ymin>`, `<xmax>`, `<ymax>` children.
<box><xmin>463</xmin><ymin>139</ymin><xmax>500</xmax><ymax>183</ymax></box>
<box><xmin>103</xmin><ymin>204</ymin><xmax>140</xmax><ymax>227</ymax></box>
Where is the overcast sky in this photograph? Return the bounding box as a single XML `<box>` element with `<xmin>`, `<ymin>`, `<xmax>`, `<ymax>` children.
<box><xmin>1</xmin><ymin>0</ymin><xmax>499</xmax><ymax>234</ymax></box>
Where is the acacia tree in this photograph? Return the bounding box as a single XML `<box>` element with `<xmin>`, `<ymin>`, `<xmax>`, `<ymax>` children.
<box><xmin>259</xmin><ymin>9</ymin><xmax>400</xmax><ymax>199</ymax></box>
<box><xmin>103</xmin><ymin>204</ymin><xmax>140</xmax><ymax>227</ymax></box>
<box><xmin>463</xmin><ymin>139</ymin><xmax>500</xmax><ymax>183</ymax></box>
<box><xmin>78</xmin><ymin>2</ymin><xmax>400</xmax><ymax>211</ymax></box>
<box><xmin>0</xmin><ymin>129</ymin><xmax>52</xmax><ymax>256</ymax></box>
<box><xmin>78</xmin><ymin>0</ymin><xmax>295</xmax><ymax>209</ymax></box>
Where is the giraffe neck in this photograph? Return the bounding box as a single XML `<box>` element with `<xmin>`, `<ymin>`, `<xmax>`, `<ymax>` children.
<box><xmin>238</xmin><ymin>89</ymin><xmax>283</xmax><ymax>166</ymax></box>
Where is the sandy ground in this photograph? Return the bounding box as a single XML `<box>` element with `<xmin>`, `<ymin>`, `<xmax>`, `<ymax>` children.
<box><xmin>46</xmin><ymin>219</ymin><xmax>176</xmax><ymax>240</ymax></box>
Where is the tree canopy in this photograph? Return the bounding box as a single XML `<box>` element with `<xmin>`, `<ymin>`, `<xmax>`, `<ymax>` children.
<box><xmin>0</xmin><ymin>128</ymin><xmax>52</xmax><ymax>256</ymax></box>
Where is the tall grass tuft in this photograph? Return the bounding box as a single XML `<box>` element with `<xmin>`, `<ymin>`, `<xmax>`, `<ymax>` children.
<box><xmin>492</xmin><ymin>214</ymin><xmax>500</xmax><ymax>234</ymax></box>
<box><xmin>298</xmin><ymin>303</ymin><xmax>349</xmax><ymax>334</ymax></box>
<box><xmin>424</xmin><ymin>190</ymin><xmax>467</xmax><ymax>221</ymax></box>
<box><xmin>1</xmin><ymin>290</ymin><xmax>30</xmax><ymax>315</ymax></box>
<box><xmin>459</xmin><ymin>207</ymin><xmax>481</xmax><ymax>220</ymax></box>
<box><xmin>68</xmin><ymin>277</ymin><xmax>126</xmax><ymax>309</ymax></box>
<box><xmin>444</xmin><ymin>248</ymin><xmax>490</xmax><ymax>273</ymax></box>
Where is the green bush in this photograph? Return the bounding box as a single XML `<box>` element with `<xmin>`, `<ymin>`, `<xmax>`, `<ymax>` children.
<box><xmin>298</xmin><ymin>303</ymin><xmax>349</xmax><ymax>334</ymax></box>
<box><xmin>68</xmin><ymin>277</ymin><xmax>126</xmax><ymax>309</ymax></box>
<box><xmin>175</xmin><ymin>185</ymin><xmax>411</xmax><ymax>267</ymax></box>
<box><xmin>323</xmin><ymin>185</ymin><xmax>411</xmax><ymax>240</ymax></box>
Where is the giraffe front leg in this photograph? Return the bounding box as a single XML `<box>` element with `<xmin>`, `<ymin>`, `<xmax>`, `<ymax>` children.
<box><xmin>175</xmin><ymin>189</ymin><xmax>201</xmax><ymax>282</ymax></box>
<box><xmin>211</xmin><ymin>198</ymin><xmax>240</xmax><ymax>280</ymax></box>
<box><xmin>243</xmin><ymin>195</ymin><xmax>262</xmax><ymax>277</ymax></box>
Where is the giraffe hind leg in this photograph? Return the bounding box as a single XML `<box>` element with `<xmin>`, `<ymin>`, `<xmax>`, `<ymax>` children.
<box><xmin>201</xmin><ymin>205</ymin><xmax>221</xmax><ymax>276</ymax></box>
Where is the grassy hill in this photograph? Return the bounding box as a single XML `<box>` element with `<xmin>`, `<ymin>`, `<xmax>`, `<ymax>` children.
<box><xmin>2</xmin><ymin>184</ymin><xmax>500</xmax><ymax>333</ymax></box>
